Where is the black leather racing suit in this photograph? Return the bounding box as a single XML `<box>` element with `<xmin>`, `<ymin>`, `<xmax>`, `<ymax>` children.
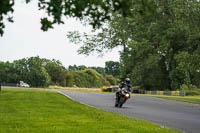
<box><xmin>116</xmin><ymin>82</ymin><xmax>131</xmax><ymax>102</ymax></box>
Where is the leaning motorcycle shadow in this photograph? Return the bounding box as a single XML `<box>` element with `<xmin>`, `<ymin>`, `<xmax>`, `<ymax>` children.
<box><xmin>120</xmin><ymin>106</ymin><xmax>132</xmax><ymax>109</ymax></box>
<box><xmin>110</xmin><ymin>105</ymin><xmax>133</xmax><ymax>109</ymax></box>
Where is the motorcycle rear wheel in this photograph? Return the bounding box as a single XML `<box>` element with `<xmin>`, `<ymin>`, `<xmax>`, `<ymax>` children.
<box><xmin>119</xmin><ymin>104</ymin><xmax>123</xmax><ymax>108</ymax></box>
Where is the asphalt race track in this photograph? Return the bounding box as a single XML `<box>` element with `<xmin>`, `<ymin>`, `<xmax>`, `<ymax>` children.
<box><xmin>59</xmin><ymin>91</ymin><xmax>200</xmax><ymax>133</ymax></box>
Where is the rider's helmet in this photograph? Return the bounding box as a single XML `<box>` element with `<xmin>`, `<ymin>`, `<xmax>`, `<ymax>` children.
<box><xmin>125</xmin><ymin>78</ymin><xmax>130</xmax><ymax>84</ymax></box>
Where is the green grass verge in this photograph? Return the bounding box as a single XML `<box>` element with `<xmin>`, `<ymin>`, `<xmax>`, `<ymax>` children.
<box><xmin>0</xmin><ymin>89</ymin><xmax>180</xmax><ymax>133</ymax></box>
<box><xmin>152</xmin><ymin>95</ymin><xmax>200</xmax><ymax>105</ymax></box>
<box><xmin>2</xmin><ymin>86</ymin><xmax>101</xmax><ymax>93</ymax></box>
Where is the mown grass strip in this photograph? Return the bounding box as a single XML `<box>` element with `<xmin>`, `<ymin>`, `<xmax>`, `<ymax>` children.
<box><xmin>0</xmin><ymin>89</ymin><xmax>180</xmax><ymax>133</ymax></box>
<box><xmin>2</xmin><ymin>86</ymin><xmax>101</xmax><ymax>93</ymax></box>
<box><xmin>152</xmin><ymin>95</ymin><xmax>200</xmax><ymax>105</ymax></box>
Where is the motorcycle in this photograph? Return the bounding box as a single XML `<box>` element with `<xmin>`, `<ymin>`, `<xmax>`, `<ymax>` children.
<box><xmin>115</xmin><ymin>88</ymin><xmax>131</xmax><ymax>108</ymax></box>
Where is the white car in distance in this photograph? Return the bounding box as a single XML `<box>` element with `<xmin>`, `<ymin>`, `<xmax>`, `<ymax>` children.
<box><xmin>19</xmin><ymin>81</ymin><xmax>30</xmax><ymax>87</ymax></box>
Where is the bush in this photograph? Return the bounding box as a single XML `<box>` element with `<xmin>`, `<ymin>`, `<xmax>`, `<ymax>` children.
<box><xmin>73</xmin><ymin>69</ymin><xmax>110</xmax><ymax>88</ymax></box>
<box><xmin>104</xmin><ymin>75</ymin><xmax>118</xmax><ymax>85</ymax></box>
<box><xmin>181</xmin><ymin>84</ymin><xmax>200</xmax><ymax>96</ymax></box>
<box><xmin>65</xmin><ymin>72</ymin><xmax>74</xmax><ymax>87</ymax></box>
<box><xmin>27</xmin><ymin>67</ymin><xmax>51</xmax><ymax>87</ymax></box>
<box><xmin>186</xmin><ymin>91</ymin><xmax>200</xmax><ymax>96</ymax></box>
<box><xmin>185</xmin><ymin>87</ymin><xmax>200</xmax><ymax>96</ymax></box>
<box><xmin>181</xmin><ymin>84</ymin><xmax>197</xmax><ymax>91</ymax></box>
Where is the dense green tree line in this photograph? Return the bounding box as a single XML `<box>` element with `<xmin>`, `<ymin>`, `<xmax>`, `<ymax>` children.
<box><xmin>121</xmin><ymin>0</ymin><xmax>200</xmax><ymax>90</ymax></box>
<box><xmin>68</xmin><ymin>61</ymin><xmax>120</xmax><ymax>77</ymax></box>
<box><xmin>68</xmin><ymin>0</ymin><xmax>200</xmax><ymax>90</ymax></box>
<box><xmin>0</xmin><ymin>57</ymin><xmax>118</xmax><ymax>87</ymax></box>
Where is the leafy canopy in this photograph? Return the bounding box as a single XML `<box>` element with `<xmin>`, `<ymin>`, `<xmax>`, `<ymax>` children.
<box><xmin>0</xmin><ymin>0</ymin><xmax>134</xmax><ymax>36</ymax></box>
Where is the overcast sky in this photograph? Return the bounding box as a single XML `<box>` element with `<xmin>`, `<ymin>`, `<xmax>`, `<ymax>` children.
<box><xmin>0</xmin><ymin>0</ymin><xmax>120</xmax><ymax>68</ymax></box>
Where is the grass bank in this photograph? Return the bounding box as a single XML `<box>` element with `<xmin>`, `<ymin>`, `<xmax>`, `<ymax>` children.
<box><xmin>0</xmin><ymin>89</ymin><xmax>180</xmax><ymax>133</ymax></box>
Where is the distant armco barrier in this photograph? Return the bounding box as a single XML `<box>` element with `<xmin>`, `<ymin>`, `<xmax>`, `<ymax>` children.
<box><xmin>145</xmin><ymin>91</ymin><xmax>185</xmax><ymax>96</ymax></box>
<box><xmin>101</xmin><ymin>88</ymin><xmax>186</xmax><ymax>96</ymax></box>
<box><xmin>100</xmin><ymin>87</ymin><xmax>119</xmax><ymax>92</ymax></box>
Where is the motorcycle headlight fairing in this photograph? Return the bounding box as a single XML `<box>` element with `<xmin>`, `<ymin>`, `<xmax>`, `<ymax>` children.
<box><xmin>125</xmin><ymin>94</ymin><xmax>130</xmax><ymax>97</ymax></box>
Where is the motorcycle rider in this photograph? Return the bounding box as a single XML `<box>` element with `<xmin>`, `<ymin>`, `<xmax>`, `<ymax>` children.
<box><xmin>115</xmin><ymin>78</ymin><xmax>131</xmax><ymax>105</ymax></box>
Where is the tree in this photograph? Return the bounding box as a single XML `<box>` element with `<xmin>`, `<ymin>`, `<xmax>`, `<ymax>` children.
<box><xmin>0</xmin><ymin>0</ymin><xmax>14</xmax><ymax>36</ymax></box>
<box><xmin>28</xmin><ymin>66</ymin><xmax>51</xmax><ymax>87</ymax></box>
<box><xmin>105</xmin><ymin>61</ymin><xmax>120</xmax><ymax>77</ymax></box>
<box><xmin>15</xmin><ymin>56</ymin><xmax>52</xmax><ymax>87</ymax></box>
<box><xmin>0</xmin><ymin>61</ymin><xmax>20</xmax><ymax>83</ymax></box>
<box><xmin>44</xmin><ymin>59</ymin><xmax>68</xmax><ymax>86</ymax></box>
<box><xmin>67</xmin><ymin>15</ymin><xmax>132</xmax><ymax>56</ymax></box>
<box><xmin>68</xmin><ymin>65</ymin><xmax>78</xmax><ymax>71</ymax></box>
<box><xmin>67</xmin><ymin>0</ymin><xmax>200</xmax><ymax>90</ymax></box>
<box><xmin>122</xmin><ymin>0</ymin><xmax>200</xmax><ymax>90</ymax></box>
<box><xmin>89</xmin><ymin>67</ymin><xmax>105</xmax><ymax>75</ymax></box>
<box><xmin>125</xmin><ymin>0</ymin><xmax>200</xmax><ymax>89</ymax></box>
<box><xmin>0</xmin><ymin>0</ymin><xmax>135</xmax><ymax>36</ymax></box>
<box><xmin>68</xmin><ymin>65</ymin><xmax>87</xmax><ymax>71</ymax></box>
